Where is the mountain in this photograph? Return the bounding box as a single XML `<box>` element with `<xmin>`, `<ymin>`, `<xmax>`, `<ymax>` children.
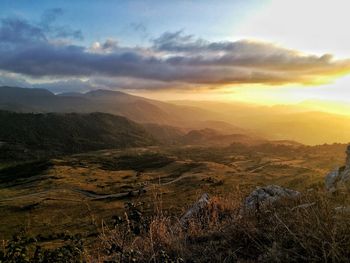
<box><xmin>0</xmin><ymin>86</ymin><xmax>90</xmax><ymax>113</ymax></box>
<box><xmin>298</xmin><ymin>99</ymin><xmax>350</xmax><ymax>116</ymax></box>
<box><xmin>0</xmin><ymin>111</ymin><xmax>155</xmax><ymax>160</ymax></box>
<box><xmin>143</xmin><ymin>124</ymin><xmax>266</xmax><ymax>146</ymax></box>
<box><xmin>143</xmin><ymin>123</ymin><xmax>186</xmax><ymax>144</ymax></box>
<box><xmin>180</xmin><ymin>128</ymin><xmax>265</xmax><ymax>146</ymax></box>
<box><xmin>171</xmin><ymin>100</ymin><xmax>350</xmax><ymax>145</ymax></box>
<box><xmin>0</xmin><ymin>87</ymin><xmax>240</xmax><ymax>132</ymax></box>
<box><xmin>4</xmin><ymin>86</ymin><xmax>350</xmax><ymax>145</ymax></box>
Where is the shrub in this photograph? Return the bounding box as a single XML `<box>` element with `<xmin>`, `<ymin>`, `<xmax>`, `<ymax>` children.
<box><xmin>0</xmin><ymin>230</ymin><xmax>85</xmax><ymax>263</ymax></box>
<box><xmin>94</xmin><ymin>190</ymin><xmax>350</xmax><ymax>262</ymax></box>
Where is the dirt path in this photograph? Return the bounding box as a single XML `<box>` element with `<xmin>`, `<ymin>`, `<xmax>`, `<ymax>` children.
<box><xmin>0</xmin><ymin>170</ymin><xmax>194</xmax><ymax>203</ymax></box>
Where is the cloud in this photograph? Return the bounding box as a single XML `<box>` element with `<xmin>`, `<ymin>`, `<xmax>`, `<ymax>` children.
<box><xmin>0</xmin><ymin>72</ymin><xmax>33</xmax><ymax>88</ymax></box>
<box><xmin>40</xmin><ymin>8</ymin><xmax>64</xmax><ymax>26</ymax></box>
<box><xmin>1</xmin><ymin>16</ymin><xmax>350</xmax><ymax>92</ymax></box>
<box><xmin>153</xmin><ymin>30</ymin><xmax>207</xmax><ymax>53</ymax></box>
<box><xmin>130</xmin><ymin>22</ymin><xmax>149</xmax><ymax>38</ymax></box>
<box><xmin>0</xmin><ymin>9</ymin><xmax>82</xmax><ymax>48</ymax></box>
<box><xmin>33</xmin><ymin>79</ymin><xmax>94</xmax><ymax>93</ymax></box>
<box><xmin>89</xmin><ymin>39</ymin><xmax>119</xmax><ymax>53</ymax></box>
<box><xmin>40</xmin><ymin>8</ymin><xmax>83</xmax><ymax>40</ymax></box>
<box><xmin>30</xmin><ymin>77</ymin><xmax>193</xmax><ymax>94</ymax></box>
<box><xmin>0</xmin><ymin>17</ymin><xmax>47</xmax><ymax>45</ymax></box>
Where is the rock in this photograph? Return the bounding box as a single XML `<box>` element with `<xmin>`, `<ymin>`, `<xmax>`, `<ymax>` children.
<box><xmin>335</xmin><ymin>206</ymin><xmax>350</xmax><ymax>213</ymax></box>
<box><xmin>180</xmin><ymin>193</ymin><xmax>210</xmax><ymax>227</ymax></box>
<box><xmin>346</xmin><ymin>145</ymin><xmax>350</xmax><ymax>168</ymax></box>
<box><xmin>243</xmin><ymin>185</ymin><xmax>300</xmax><ymax>213</ymax></box>
<box><xmin>325</xmin><ymin>145</ymin><xmax>350</xmax><ymax>192</ymax></box>
<box><xmin>325</xmin><ymin>168</ymin><xmax>342</xmax><ymax>192</ymax></box>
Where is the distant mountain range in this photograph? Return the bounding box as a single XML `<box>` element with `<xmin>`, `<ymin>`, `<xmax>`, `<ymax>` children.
<box><xmin>171</xmin><ymin>100</ymin><xmax>350</xmax><ymax>145</ymax></box>
<box><xmin>142</xmin><ymin>125</ymin><xmax>264</xmax><ymax>146</ymax></box>
<box><xmin>0</xmin><ymin>86</ymin><xmax>244</xmax><ymax>134</ymax></box>
<box><xmin>1</xmin><ymin>86</ymin><xmax>350</xmax><ymax>145</ymax></box>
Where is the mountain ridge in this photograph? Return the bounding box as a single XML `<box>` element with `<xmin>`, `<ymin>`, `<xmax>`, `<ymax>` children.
<box><xmin>0</xmin><ymin>86</ymin><xmax>247</xmax><ymax>134</ymax></box>
<box><xmin>0</xmin><ymin>110</ymin><xmax>156</xmax><ymax>160</ymax></box>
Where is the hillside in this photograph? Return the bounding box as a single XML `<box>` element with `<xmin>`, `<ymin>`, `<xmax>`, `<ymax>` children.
<box><xmin>180</xmin><ymin>128</ymin><xmax>265</xmax><ymax>146</ymax></box>
<box><xmin>0</xmin><ymin>86</ymin><xmax>232</xmax><ymax>131</ymax></box>
<box><xmin>3</xmin><ymin>86</ymin><xmax>350</xmax><ymax>145</ymax></box>
<box><xmin>171</xmin><ymin>100</ymin><xmax>350</xmax><ymax>145</ymax></box>
<box><xmin>0</xmin><ymin>143</ymin><xmax>347</xmax><ymax>260</ymax></box>
<box><xmin>0</xmin><ymin>111</ymin><xmax>155</xmax><ymax>160</ymax></box>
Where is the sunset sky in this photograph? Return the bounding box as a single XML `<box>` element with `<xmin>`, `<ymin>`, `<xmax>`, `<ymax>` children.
<box><xmin>1</xmin><ymin>0</ymin><xmax>350</xmax><ymax>111</ymax></box>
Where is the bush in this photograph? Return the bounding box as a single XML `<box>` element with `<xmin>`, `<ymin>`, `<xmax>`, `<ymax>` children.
<box><xmin>0</xmin><ymin>230</ymin><xmax>85</xmax><ymax>263</ymax></box>
<box><xmin>4</xmin><ymin>190</ymin><xmax>350</xmax><ymax>262</ymax></box>
<box><xmin>94</xmin><ymin>191</ymin><xmax>350</xmax><ymax>262</ymax></box>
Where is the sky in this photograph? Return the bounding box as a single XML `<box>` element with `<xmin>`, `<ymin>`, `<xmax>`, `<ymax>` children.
<box><xmin>1</xmin><ymin>0</ymin><xmax>350</xmax><ymax>110</ymax></box>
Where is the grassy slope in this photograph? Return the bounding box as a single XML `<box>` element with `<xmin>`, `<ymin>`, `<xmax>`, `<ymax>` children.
<box><xmin>0</xmin><ymin>143</ymin><xmax>346</xmax><ymax>240</ymax></box>
<box><xmin>0</xmin><ymin>111</ymin><xmax>155</xmax><ymax>159</ymax></box>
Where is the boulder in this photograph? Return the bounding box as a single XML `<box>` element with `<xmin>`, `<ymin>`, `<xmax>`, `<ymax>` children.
<box><xmin>325</xmin><ymin>168</ymin><xmax>342</xmax><ymax>191</ymax></box>
<box><xmin>243</xmin><ymin>185</ymin><xmax>300</xmax><ymax>213</ymax></box>
<box><xmin>325</xmin><ymin>145</ymin><xmax>350</xmax><ymax>192</ymax></box>
<box><xmin>346</xmin><ymin>145</ymin><xmax>350</xmax><ymax>168</ymax></box>
<box><xmin>180</xmin><ymin>193</ymin><xmax>210</xmax><ymax>226</ymax></box>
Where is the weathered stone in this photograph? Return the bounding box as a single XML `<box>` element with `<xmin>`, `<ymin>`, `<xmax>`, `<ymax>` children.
<box><xmin>325</xmin><ymin>145</ymin><xmax>350</xmax><ymax>192</ymax></box>
<box><xmin>325</xmin><ymin>168</ymin><xmax>342</xmax><ymax>191</ymax></box>
<box><xmin>180</xmin><ymin>193</ymin><xmax>210</xmax><ymax>226</ymax></box>
<box><xmin>346</xmin><ymin>145</ymin><xmax>350</xmax><ymax>168</ymax></box>
<box><xmin>243</xmin><ymin>185</ymin><xmax>300</xmax><ymax>212</ymax></box>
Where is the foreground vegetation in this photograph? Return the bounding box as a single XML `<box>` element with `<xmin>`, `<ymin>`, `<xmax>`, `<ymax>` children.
<box><xmin>94</xmin><ymin>190</ymin><xmax>350</xmax><ymax>262</ymax></box>
<box><xmin>0</xmin><ymin>143</ymin><xmax>348</xmax><ymax>262</ymax></box>
<box><xmin>2</xmin><ymin>189</ymin><xmax>350</xmax><ymax>262</ymax></box>
<box><xmin>0</xmin><ymin>110</ymin><xmax>154</xmax><ymax>161</ymax></box>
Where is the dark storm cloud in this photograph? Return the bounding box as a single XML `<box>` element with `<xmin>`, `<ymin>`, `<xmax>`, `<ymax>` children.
<box><xmin>30</xmin><ymin>77</ymin><xmax>187</xmax><ymax>94</ymax></box>
<box><xmin>153</xmin><ymin>31</ymin><xmax>343</xmax><ymax>72</ymax></box>
<box><xmin>1</xmin><ymin>14</ymin><xmax>350</xmax><ymax>92</ymax></box>
<box><xmin>1</xmin><ymin>39</ymin><xmax>347</xmax><ymax>85</ymax></box>
<box><xmin>0</xmin><ymin>42</ymin><xmax>289</xmax><ymax>84</ymax></box>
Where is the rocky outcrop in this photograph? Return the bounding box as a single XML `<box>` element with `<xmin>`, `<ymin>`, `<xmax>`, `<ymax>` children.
<box><xmin>180</xmin><ymin>193</ymin><xmax>210</xmax><ymax>227</ymax></box>
<box><xmin>346</xmin><ymin>145</ymin><xmax>350</xmax><ymax>168</ymax></box>
<box><xmin>325</xmin><ymin>168</ymin><xmax>342</xmax><ymax>191</ymax></box>
<box><xmin>243</xmin><ymin>185</ymin><xmax>300</xmax><ymax>213</ymax></box>
<box><xmin>180</xmin><ymin>185</ymin><xmax>300</xmax><ymax>227</ymax></box>
<box><xmin>325</xmin><ymin>145</ymin><xmax>350</xmax><ymax>192</ymax></box>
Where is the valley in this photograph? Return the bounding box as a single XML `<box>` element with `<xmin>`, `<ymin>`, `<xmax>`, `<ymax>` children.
<box><xmin>0</xmin><ymin>143</ymin><xmax>346</xmax><ymax>240</ymax></box>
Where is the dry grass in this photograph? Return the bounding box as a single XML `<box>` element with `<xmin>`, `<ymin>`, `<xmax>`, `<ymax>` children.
<box><xmin>1</xmin><ymin>144</ymin><xmax>349</xmax><ymax>261</ymax></box>
<box><xmin>1</xmin><ymin>144</ymin><xmax>340</xmax><ymax>240</ymax></box>
<box><xmin>89</xmin><ymin>189</ymin><xmax>350</xmax><ymax>263</ymax></box>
